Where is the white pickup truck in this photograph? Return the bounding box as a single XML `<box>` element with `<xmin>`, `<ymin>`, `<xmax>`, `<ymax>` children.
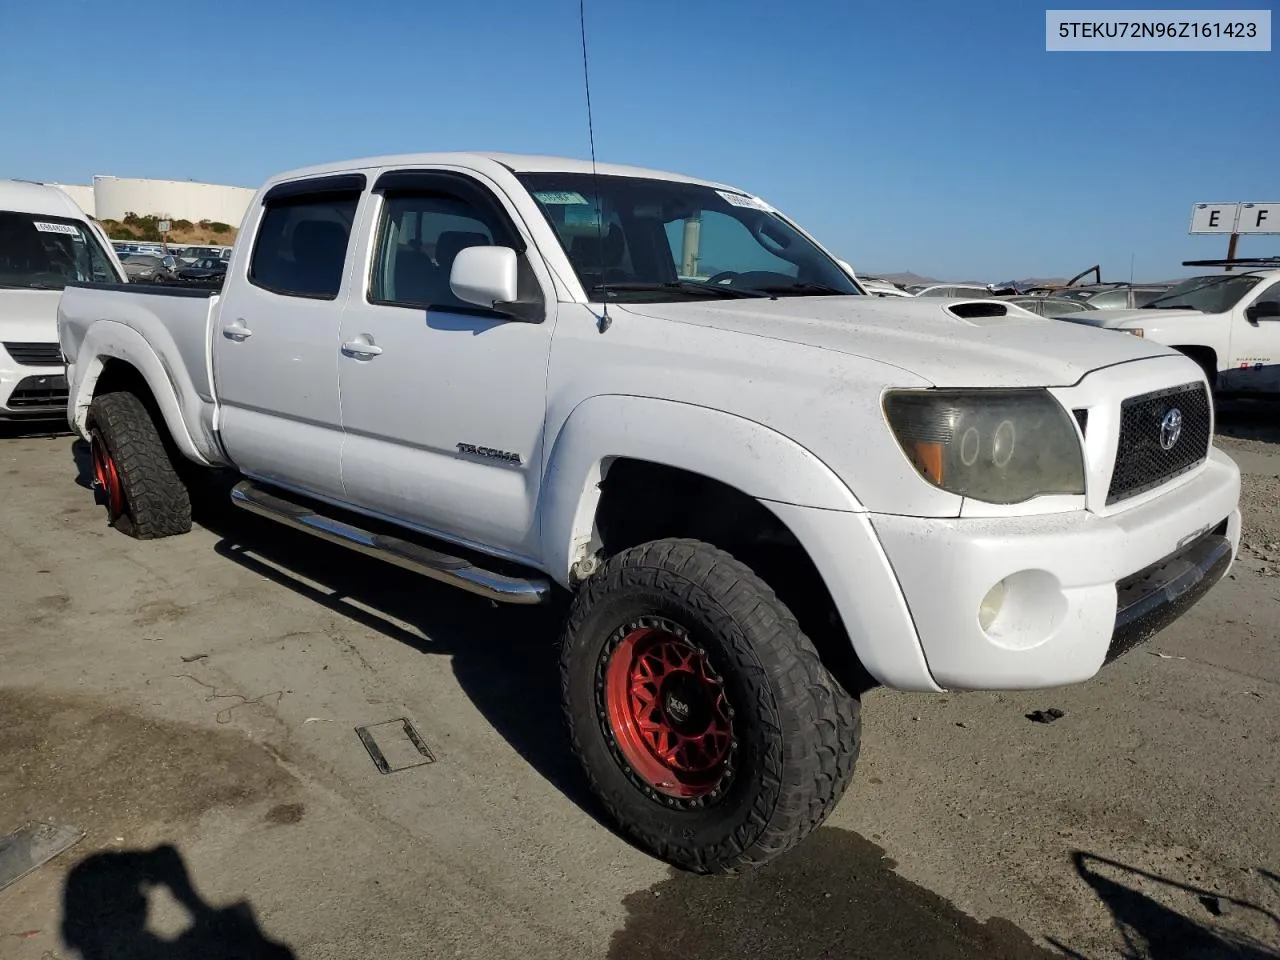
<box><xmin>58</xmin><ymin>153</ymin><xmax>1242</xmax><ymax>872</ymax></box>
<box><xmin>1059</xmin><ymin>259</ymin><xmax>1280</xmax><ymax>395</ymax></box>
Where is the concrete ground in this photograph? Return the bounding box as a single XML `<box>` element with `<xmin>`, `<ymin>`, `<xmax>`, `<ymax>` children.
<box><xmin>1</xmin><ymin>407</ymin><xmax>1278</xmax><ymax>960</ymax></box>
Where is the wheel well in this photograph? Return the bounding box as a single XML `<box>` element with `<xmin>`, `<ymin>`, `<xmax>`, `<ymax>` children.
<box><xmin>88</xmin><ymin>359</ymin><xmax>174</xmax><ymax>455</ymax></box>
<box><xmin>92</xmin><ymin>358</ymin><xmax>154</xmax><ymax>407</ymax></box>
<box><xmin>1172</xmin><ymin>345</ymin><xmax>1218</xmax><ymax>387</ymax></box>
<box><xmin>593</xmin><ymin>458</ymin><xmax>875</xmax><ymax>694</ymax></box>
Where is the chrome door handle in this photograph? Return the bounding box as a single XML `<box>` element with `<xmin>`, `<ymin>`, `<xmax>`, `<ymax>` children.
<box><xmin>223</xmin><ymin>319</ymin><xmax>253</xmax><ymax>341</ymax></box>
<box><xmin>341</xmin><ymin>339</ymin><xmax>383</xmax><ymax>359</ymax></box>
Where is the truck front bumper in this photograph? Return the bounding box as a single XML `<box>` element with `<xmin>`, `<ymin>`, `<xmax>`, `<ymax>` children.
<box><xmin>767</xmin><ymin>447</ymin><xmax>1241</xmax><ymax>692</ymax></box>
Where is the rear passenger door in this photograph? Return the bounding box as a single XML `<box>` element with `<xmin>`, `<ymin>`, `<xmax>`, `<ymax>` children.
<box><xmin>336</xmin><ymin>168</ymin><xmax>555</xmax><ymax>560</ymax></box>
<box><xmin>213</xmin><ymin>175</ymin><xmax>365</xmax><ymax>501</ymax></box>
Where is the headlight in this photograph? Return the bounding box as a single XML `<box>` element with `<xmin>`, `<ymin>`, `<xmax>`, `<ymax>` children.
<box><xmin>883</xmin><ymin>389</ymin><xmax>1085</xmax><ymax>504</ymax></box>
<box><xmin>1124</xmin><ymin>328</ymin><xmax>1144</xmax><ymax>337</ymax></box>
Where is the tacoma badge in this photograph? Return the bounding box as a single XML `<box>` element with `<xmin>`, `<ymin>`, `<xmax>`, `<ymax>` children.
<box><xmin>457</xmin><ymin>442</ymin><xmax>523</xmax><ymax>465</ymax></box>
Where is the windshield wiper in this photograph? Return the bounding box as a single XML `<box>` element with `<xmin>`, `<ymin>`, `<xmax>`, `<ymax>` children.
<box><xmin>592</xmin><ymin>281</ymin><xmax>768</xmax><ymax>300</ymax></box>
<box><xmin>750</xmin><ymin>281</ymin><xmax>850</xmax><ymax>296</ymax></box>
<box><xmin>0</xmin><ymin>281</ymin><xmax>57</xmax><ymax>290</ymax></box>
<box><xmin>1143</xmin><ymin>303</ymin><xmax>1203</xmax><ymax>311</ymax></box>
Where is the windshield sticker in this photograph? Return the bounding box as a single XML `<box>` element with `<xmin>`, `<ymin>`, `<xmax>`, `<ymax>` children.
<box><xmin>33</xmin><ymin>221</ymin><xmax>81</xmax><ymax>236</ymax></box>
<box><xmin>716</xmin><ymin>190</ymin><xmax>771</xmax><ymax>211</ymax></box>
<box><xmin>533</xmin><ymin>191</ymin><xmax>589</xmax><ymax>205</ymax></box>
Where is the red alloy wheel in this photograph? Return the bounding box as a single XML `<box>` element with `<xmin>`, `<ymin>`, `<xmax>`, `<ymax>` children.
<box><xmin>604</xmin><ymin>623</ymin><xmax>735</xmax><ymax>800</ymax></box>
<box><xmin>90</xmin><ymin>432</ymin><xmax>126</xmax><ymax>520</ymax></box>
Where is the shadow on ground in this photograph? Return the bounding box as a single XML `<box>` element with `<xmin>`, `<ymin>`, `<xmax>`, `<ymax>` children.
<box><xmin>61</xmin><ymin>843</ymin><xmax>294</xmax><ymax>959</ymax></box>
<box><xmin>1217</xmin><ymin>399</ymin><xmax>1280</xmax><ymax>445</ymax></box>
<box><xmin>1048</xmin><ymin>853</ymin><xmax>1280</xmax><ymax>960</ymax></box>
<box><xmin>182</xmin><ymin>483</ymin><xmax>605</xmax><ymax>830</ymax></box>
<box><xmin>608</xmin><ymin>826</ymin><xmax>1057</xmax><ymax>960</ymax></box>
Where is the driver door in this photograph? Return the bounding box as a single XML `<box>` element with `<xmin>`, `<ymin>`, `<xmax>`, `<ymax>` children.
<box><xmin>1224</xmin><ymin>280</ymin><xmax>1280</xmax><ymax>393</ymax></box>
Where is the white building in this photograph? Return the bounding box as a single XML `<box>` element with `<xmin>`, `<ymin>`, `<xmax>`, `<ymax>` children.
<box><xmin>43</xmin><ymin>176</ymin><xmax>255</xmax><ymax>227</ymax></box>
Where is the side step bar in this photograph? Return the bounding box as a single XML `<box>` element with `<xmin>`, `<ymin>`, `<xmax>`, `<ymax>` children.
<box><xmin>229</xmin><ymin>480</ymin><xmax>552</xmax><ymax>605</ymax></box>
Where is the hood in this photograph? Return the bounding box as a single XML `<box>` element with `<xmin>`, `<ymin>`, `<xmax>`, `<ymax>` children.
<box><xmin>621</xmin><ymin>295</ymin><xmax>1174</xmax><ymax>388</ymax></box>
<box><xmin>0</xmin><ymin>288</ymin><xmax>62</xmax><ymax>343</ymax></box>
<box><xmin>1057</xmin><ymin>307</ymin><xmax>1205</xmax><ymax>328</ymax></box>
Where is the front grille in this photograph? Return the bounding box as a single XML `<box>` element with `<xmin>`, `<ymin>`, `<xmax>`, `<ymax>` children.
<box><xmin>7</xmin><ymin>374</ymin><xmax>68</xmax><ymax>409</ymax></box>
<box><xmin>3</xmin><ymin>342</ymin><xmax>64</xmax><ymax>366</ymax></box>
<box><xmin>1107</xmin><ymin>381</ymin><xmax>1210</xmax><ymax>505</ymax></box>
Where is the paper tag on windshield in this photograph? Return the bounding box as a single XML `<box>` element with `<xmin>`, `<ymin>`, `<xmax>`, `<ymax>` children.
<box><xmin>33</xmin><ymin>221</ymin><xmax>80</xmax><ymax>235</ymax></box>
<box><xmin>716</xmin><ymin>190</ymin><xmax>771</xmax><ymax>211</ymax></box>
<box><xmin>534</xmin><ymin>191</ymin><xmax>589</xmax><ymax>205</ymax></box>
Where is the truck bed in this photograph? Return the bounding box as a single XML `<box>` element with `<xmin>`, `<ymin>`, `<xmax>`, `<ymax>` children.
<box><xmin>58</xmin><ymin>281</ymin><xmax>225</xmax><ymax>462</ymax></box>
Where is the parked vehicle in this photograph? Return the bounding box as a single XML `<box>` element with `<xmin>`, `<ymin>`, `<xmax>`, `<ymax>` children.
<box><xmin>912</xmin><ymin>283</ymin><xmax>995</xmax><ymax>298</ymax></box>
<box><xmin>1055</xmin><ymin>282</ymin><xmax>1172</xmax><ymax>310</ymax></box>
<box><xmin>120</xmin><ymin>253</ymin><xmax>178</xmax><ymax>283</ymax></box>
<box><xmin>1001</xmin><ymin>295</ymin><xmax>1100</xmax><ymax>319</ymax></box>
<box><xmin>0</xmin><ymin>180</ymin><xmax>126</xmax><ymax>418</ymax></box>
<box><xmin>58</xmin><ymin>152</ymin><xmax>1241</xmax><ymax>872</ymax></box>
<box><xmin>176</xmin><ymin>256</ymin><xmax>228</xmax><ymax>284</ymax></box>
<box><xmin>856</xmin><ymin>276</ymin><xmax>914</xmax><ymax>298</ymax></box>
<box><xmin>1058</xmin><ymin>258</ymin><xmax>1280</xmax><ymax>394</ymax></box>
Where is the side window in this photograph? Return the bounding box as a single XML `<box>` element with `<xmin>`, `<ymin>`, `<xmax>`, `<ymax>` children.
<box><xmin>1253</xmin><ymin>282</ymin><xmax>1280</xmax><ymax>307</ymax></box>
<box><xmin>248</xmin><ymin>191</ymin><xmax>359</xmax><ymax>299</ymax></box>
<box><xmin>1087</xmin><ymin>289</ymin><xmax>1127</xmax><ymax>309</ymax></box>
<box><xmin>370</xmin><ymin>192</ymin><xmax>503</xmax><ymax>309</ymax></box>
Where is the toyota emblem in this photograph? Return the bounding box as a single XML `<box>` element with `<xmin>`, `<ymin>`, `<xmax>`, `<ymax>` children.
<box><xmin>1159</xmin><ymin>408</ymin><xmax>1183</xmax><ymax>451</ymax></box>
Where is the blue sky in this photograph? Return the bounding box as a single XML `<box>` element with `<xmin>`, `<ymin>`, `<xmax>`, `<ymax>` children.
<box><xmin>1</xmin><ymin>0</ymin><xmax>1275</xmax><ymax>280</ymax></box>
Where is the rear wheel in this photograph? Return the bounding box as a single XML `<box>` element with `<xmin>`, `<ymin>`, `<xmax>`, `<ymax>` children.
<box><xmin>561</xmin><ymin>538</ymin><xmax>860</xmax><ymax>873</ymax></box>
<box><xmin>87</xmin><ymin>391</ymin><xmax>192</xmax><ymax>539</ymax></box>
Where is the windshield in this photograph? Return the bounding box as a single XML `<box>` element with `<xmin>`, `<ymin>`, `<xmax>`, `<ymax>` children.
<box><xmin>516</xmin><ymin>173</ymin><xmax>861</xmax><ymax>303</ymax></box>
<box><xmin>0</xmin><ymin>211</ymin><xmax>121</xmax><ymax>290</ymax></box>
<box><xmin>1142</xmin><ymin>274</ymin><xmax>1264</xmax><ymax>313</ymax></box>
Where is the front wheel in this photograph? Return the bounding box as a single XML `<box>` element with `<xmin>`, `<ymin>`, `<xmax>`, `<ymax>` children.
<box><xmin>560</xmin><ymin>538</ymin><xmax>860</xmax><ymax>873</ymax></box>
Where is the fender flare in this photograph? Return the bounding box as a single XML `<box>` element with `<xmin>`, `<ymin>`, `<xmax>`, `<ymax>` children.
<box><xmin>538</xmin><ymin>394</ymin><xmax>865</xmax><ymax>584</ymax></box>
<box><xmin>70</xmin><ymin>321</ymin><xmax>214</xmax><ymax>466</ymax></box>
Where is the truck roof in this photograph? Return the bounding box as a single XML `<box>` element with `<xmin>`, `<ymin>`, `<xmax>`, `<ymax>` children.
<box><xmin>260</xmin><ymin>152</ymin><xmax>743</xmax><ymax>194</ymax></box>
<box><xmin>0</xmin><ymin>179</ymin><xmax>91</xmax><ymax>219</ymax></box>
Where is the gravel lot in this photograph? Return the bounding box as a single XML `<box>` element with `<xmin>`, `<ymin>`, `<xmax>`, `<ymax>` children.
<box><xmin>1</xmin><ymin>407</ymin><xmax>1277</xmax><ymax>960</ymax></box>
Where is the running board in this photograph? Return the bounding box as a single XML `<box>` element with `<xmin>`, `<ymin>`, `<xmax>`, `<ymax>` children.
<box><xmin>229</xmin><ymin>480</ymin><xmax>552</xmax><ymax>605</ymax></box>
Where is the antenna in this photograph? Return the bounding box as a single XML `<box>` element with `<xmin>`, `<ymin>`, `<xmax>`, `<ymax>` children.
<box><xmin>578</xmin><ymin>0</ymin><xmax>610</xmax><ymax>332</ymax></box>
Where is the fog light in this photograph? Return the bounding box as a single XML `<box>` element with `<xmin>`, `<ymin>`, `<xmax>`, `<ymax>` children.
<box><xmin>978</xmin><ymin>580</ymin><xmax>1006</xmax><ymax>631</ymax></box>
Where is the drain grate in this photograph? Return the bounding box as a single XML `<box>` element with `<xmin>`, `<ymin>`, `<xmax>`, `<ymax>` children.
<box><xmin>0</xmin><ymin>822</ymin><xmax>85</xmax><ymax>892</ymax></box>
<box><xmin>355</xmin><ymin>718</ymin><xmax>436</xmax><ymax>774</ymax></box>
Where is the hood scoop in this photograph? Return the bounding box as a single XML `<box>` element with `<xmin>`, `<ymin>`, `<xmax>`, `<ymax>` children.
<box><xmin>943</xmin><ymin>300</ymin><xmax>1037</xmax><ymax>324</ymax></box>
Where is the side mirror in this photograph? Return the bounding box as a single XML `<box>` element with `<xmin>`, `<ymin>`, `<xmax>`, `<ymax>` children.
<box><xmin>835</xmin><ymin>258</ymin><xmax>856</xmax><ymax>279</ymax></box>
<box><xmin>450</xmin><ymin>246</ymin><xmax>518</xmax><ymax>312</ymax></box>
<box><xmin>1245</xmin><ymin>300</ymin><xmax>1280</xmax><ymax>322</ymax></box>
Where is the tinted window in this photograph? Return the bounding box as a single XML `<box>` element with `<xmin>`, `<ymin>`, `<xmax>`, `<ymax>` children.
<box><xmin>370</xmin><ymin>192</ymin><xmax>501</xmax><ymax>309</ymax></box>
<box><xmin>1132</xmin><ymin>288</ymin><xmax>1165</xmax><ymax>307</ymax></box>
<box><xmin>1254</xmin><ymin>282</ymin><xmax>1280</xmax><ymax>307</ymax></box>
<box><xmin>249</xmin><ymin>191</ymin><xmax>359</xmax><ymax>299</ymax></box>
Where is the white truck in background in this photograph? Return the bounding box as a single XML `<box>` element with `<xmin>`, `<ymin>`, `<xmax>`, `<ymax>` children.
<box><xmin>1058</xmin><ymin>257</ymin><xmax>1280</xmax><ymax>395</ymax></box>
<box><xmin>57</xmin><ymin>152</ymin><xmax>1241</xmax><ymax>872</ymax></box>
<box><xmin>0</xmin><ymin>180</ymin><xmax>126</xmax><ymax>418</ymax></box>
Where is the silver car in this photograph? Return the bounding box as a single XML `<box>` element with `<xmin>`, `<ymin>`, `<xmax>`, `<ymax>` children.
<box><xmin>121</xmin><ymin>254</ymin><xmax>178</xmax><ymax>283</ymax></box>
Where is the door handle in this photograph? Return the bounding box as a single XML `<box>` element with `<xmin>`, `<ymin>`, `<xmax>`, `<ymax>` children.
<box><xmin>341</xmin><ymin>338</ymin><xmax>383</xmax><ymax>359</ymax></box>
<box><xmin>223</xmin><ymin>319</ymin><xmax>253</xmax><ymax>341</ymax></box>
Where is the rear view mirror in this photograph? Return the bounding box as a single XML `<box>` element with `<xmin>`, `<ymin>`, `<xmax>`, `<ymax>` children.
<box><xmin>1245</xmin><ymin>300</ymin><xmax>1280</xmax><ymax>322</ymax></box>
<box><xmin>450</xmin><ymin>246</ymin><xmax>518</xmax><ymax>311</ymax></box>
